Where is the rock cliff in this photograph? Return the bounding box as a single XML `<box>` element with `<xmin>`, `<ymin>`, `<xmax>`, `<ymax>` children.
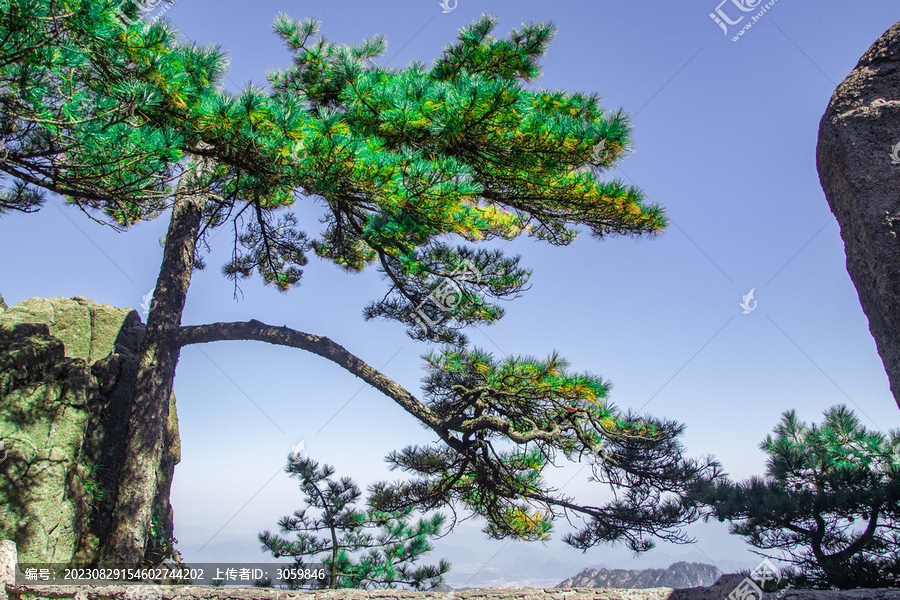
<box><xmin>0</xmin><ymin>294</ymin><xmax>179</xmax><ymax>566</ymax></box>
<box><xmin>817</xmin><ymin>20</ymin><xmax>900</xmax><ymax>409</ymax></box>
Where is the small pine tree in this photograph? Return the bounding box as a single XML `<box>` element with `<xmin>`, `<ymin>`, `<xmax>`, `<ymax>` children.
<box><xmin>259</xmin><ymin>453</ymin><xmax>450</xmax><ymax>590</ymax></box>
<box><xmin>693</xmin><ymin>405</ymin><xmax>900</xmax><ymax>589</ymax></box>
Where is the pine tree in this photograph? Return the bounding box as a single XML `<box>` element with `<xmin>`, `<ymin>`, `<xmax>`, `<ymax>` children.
<box><xmin>0</xmin><ymin>0</ymin><xmax>225</xmax><ymax>217</ymax></box>
<box><xmin>1</xmin><ymin>0</ymin><xmax>718</xmax><ymax>564</ymax></box>
<box><xmin>693</xmin><ymin>405</ymin><xmax>900</xmax><ymax>589</ymax></box>
<box><xmin>259</xmin><ymin>454</ymin><xmax>450</xmax><ymax>590</ymax></box>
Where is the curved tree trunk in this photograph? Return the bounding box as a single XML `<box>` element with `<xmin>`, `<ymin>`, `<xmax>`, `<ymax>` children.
<box><xmin>103</xmin><ymin>154</ymin><xmax>213</xmax><ymax>565</ymax></box>
<box><xmin>174</xmin><ymin>321</ymin><xmax>442</xmax><ymax>432</ymax></box>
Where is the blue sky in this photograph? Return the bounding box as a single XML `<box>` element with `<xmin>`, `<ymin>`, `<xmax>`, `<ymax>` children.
<box><xmin>3</xmin><ymin>0</ymin><xmax>900</xmax><ymax>587</ymax></box>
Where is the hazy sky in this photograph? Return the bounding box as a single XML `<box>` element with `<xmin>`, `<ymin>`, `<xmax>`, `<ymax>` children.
<box><xmin>3</xmin><ymin>0</ymin><xmax>900</xmax><ymax>586</ymax></box>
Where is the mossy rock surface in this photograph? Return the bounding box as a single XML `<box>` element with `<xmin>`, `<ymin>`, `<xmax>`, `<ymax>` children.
<box><xmin>0</xmin><ymin>295</ymin><xmax>143</xmax><ymax>362</ymax></box>
<box><xmin>0</xmin><ymin>294</ymin><xmax>179</xmax><ymax>566</ymax></box>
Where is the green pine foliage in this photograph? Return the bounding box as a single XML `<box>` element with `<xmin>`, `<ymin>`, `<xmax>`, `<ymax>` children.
<box><xmin>369</xmin><ymin>347</ymin><xmax>719</xmax><ymax>553</ymax></box>
<box><xmin>1</xmin><ymin>1</ymin><xmax>668</xmax><ymax>332</ymax></box>
<box><xmin>0</xmin><ymin>0</ymin><xmax>225</xmax><ymax>218</ymax></box>
<box><xmin>259</xmin><ymin>454</ymin><xmax>450</xmax><ymax>590</ymax></box>
<box><xmin>693</xmin><ymin>405</ymin><xmax>900</xmax><ymax>589</ymax></box>
<box><xmin>3</xmin><ymin>5</ymin><xmax>666</xmax><ymax>312</ymax></box>
<box><xmin>265</xmin><ymin>13</ymin><xmax>666</xmax><ymax>339</ymax></box>
<box><xmin>2</xmin><ymin>1</ymin><xmax>717</xmax><ymax>557</ymax></box>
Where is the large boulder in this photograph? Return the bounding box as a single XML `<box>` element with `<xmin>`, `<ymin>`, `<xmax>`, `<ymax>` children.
<box><xmin>0</xmin><ymin>295</ymin><xmax>179</xmax><ymax>566</ymax></box>
<box><xmin>817</xmin><ymin>21</ymin><xmax>900</xmax><ymax>409</ymax></box>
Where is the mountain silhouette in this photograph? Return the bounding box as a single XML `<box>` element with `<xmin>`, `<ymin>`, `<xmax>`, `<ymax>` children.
<box><xmin>557</xmin><ymin>561</ymin><xmax>722</xmax><ymax>589</ymax></box>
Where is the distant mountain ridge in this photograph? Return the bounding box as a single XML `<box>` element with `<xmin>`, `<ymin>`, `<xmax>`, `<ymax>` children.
<box><xmin>556</xmin><ymin>561</ymin><xmax>722</xmax><ymax>589</ymax></box>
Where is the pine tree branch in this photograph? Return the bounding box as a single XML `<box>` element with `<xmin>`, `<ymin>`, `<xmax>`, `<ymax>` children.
<box><xmin>173</xmin><ymin>320</ymin><xmax>454</xmax><ymax>443</ymax></box>
<box><xmin>175</xmin><ymin>322</ymin><xmax>714</xmax><ymax>550</ymax></box>
<box><xmin>176</xmin><ymin>320</ymin><xmax>573</xmax><ymax>445</ymax></box>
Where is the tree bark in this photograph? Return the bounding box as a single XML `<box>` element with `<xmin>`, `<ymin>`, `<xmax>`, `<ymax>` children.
<box><xmin>103</xmin><ymin>154</ymin><xmax>214</xmax><ymax>565</ymax></box>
